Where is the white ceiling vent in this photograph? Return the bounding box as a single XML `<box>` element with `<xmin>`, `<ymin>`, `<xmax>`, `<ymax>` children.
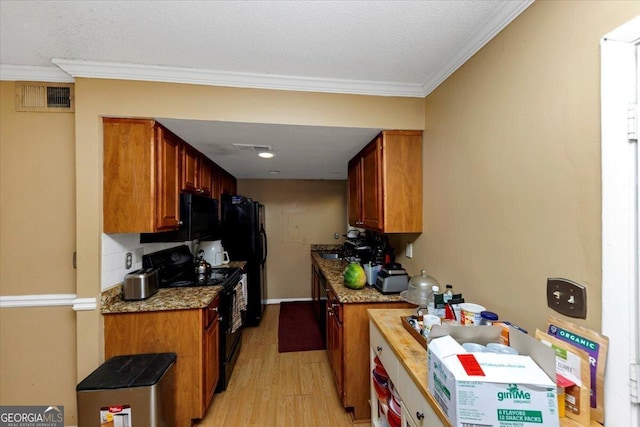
<box><xmin>15</xmin><ymin>82</ymin><xmax>74</xmax><ymax>112</ymax></box>
<box><xmin>232</xmin><ymin>143</ymin><xmax>272</xmax><ymax>152</ymax></box>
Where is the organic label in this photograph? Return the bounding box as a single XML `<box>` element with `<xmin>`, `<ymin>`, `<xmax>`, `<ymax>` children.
<box><xmin>547</xmin><ymin>324</ymin><xmax>599</xmax><ymax>407</ymax></box>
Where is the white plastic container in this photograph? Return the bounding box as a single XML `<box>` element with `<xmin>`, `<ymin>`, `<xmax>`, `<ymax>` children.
<box><xmin>459</xmin><ymin>303</ymin><xmax>486</xmax><ymax>325</ymax></box>
<box><xmin>364</xmin><ymin>264</ymin><xmax>382</xmax><ymax>286</ymax></box>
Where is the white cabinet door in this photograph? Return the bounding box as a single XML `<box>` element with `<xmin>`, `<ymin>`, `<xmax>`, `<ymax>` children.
<box><xmin>370</xmin><ymin>321</ymin><xmax>399</xmax><ymax>383</ymax></box>
<box><xmin>397</xmin><ymin>364</ymin><xmax>445</xmax><ymax>427</ymax></box>
<box><xmin>401</xmin><ymin>402</ymin><xmax>418</xmax><ymax>427</ymax></box>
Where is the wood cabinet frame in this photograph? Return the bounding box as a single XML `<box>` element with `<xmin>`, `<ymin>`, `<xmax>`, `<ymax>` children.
<box><xmin>347</xmin><ymin>130</ymin><xmax>423</xmax><ymax>233</ymax></box>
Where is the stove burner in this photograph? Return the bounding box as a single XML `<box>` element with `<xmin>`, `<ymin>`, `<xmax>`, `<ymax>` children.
<box><xmin>168</xmin><ymin>280</ymin><xmax>194</xmax><ymax>288</ymax></box>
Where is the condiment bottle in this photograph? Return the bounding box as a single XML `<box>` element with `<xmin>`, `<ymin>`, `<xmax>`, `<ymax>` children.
<box><xmin>427</xmin><ymin>285</ymin><xmax>440</xmax><ymax>316</ymax></box>
<box><xmin>443</xmin><ymin>284</ymin><xmax>454</xmax><ymax>303</ymax></box>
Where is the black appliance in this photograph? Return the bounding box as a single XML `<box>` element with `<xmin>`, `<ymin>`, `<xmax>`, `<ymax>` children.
<box><xmin>221</xmin><ymin>201</ymin><xmax>267</xmax><ymax>327</ymax></box>
<box><xmin>140</xmin><ymin>193</ymin><xmax>219</xmax><ymax>243</ymax></box>
<box><xmin>142</xmin><ymin>245</ymin><xmax>243</xmax><ymax>392</ymax></box>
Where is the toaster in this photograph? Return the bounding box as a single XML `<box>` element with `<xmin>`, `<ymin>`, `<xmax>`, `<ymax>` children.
<box><xmin>123</xmin><ymin>268</ymin><xmax>159</xmax><ymax>301</ymax></box>
<box><xmin>374</xmin><ymin>264</ymin><xmax>409</xmax><ymax>294</ymax></box>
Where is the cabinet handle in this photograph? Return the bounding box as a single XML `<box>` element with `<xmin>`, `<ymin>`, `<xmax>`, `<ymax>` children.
<box><xmin>416</xmin><ymin>412</ymin><xmax>424</xmax><ymax>420</ymax></box>
<box><xmin>376</xmin><ymin>346</ymin><xmax>382</xmax><ymax>352</ymax></box>
<box><xmin>178</xmin><ymin>220</ymin><xmax>184</xmax><ymax>226</ymax></box>
<box><xmin>209</xmin><ymin>307</ymin><xmax>218</xmax><ymax>312</ymax></box>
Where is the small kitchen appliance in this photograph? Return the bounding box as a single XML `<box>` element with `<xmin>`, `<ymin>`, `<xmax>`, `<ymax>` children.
<box><xmin>374</xmin><ymin>263</ymin><xmax>409</xmax><ymax>294</ymax></box>
<box><xmin>198</xmin><ymin>240</ymin><xmax>229</xmax><ymax>266</ymax></box>
<box><xmin>123</xmin><ymin>268</ymin><xmax>159</xmax><ymax>301</ymax></box>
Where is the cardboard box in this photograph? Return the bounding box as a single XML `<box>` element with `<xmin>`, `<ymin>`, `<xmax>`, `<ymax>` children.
<box><xmin>427</xmin><ymin>326</ymin><xmax>559</xmax><ymax>427</ymax></box>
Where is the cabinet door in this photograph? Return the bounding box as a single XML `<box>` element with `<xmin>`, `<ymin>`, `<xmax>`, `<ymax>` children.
<box><xmin>361</xmin><ymin>136</ymin><xmax>383</xmax><ymax>231</ymax></box>
<box><xmin>326</xmin><ymin>290</ymin><xmax>344</xmax><ymax>401</ymax></box>
<box><xmin>221</xmin><ymin>171</ymin><xmax>235</xmax><ymax>197</ymax></box>
<box><xmin>203</xmin><ymin>317</ymin><xmax>219</xmax><ymax>413</ymax></box>
<box><xmin>182</xmin><ymin>143</ymin><xmax>199</xmax><ymax>193</ymax></box>
<box><xmin>199</xmin><ymin>159</ymin><xmax>213</xmax><ymax>196</ymax></box>
<box><xmin>347</xmin><ymin>158</ymin><xmax>363</xmax><ymax>226</ymax></box>
<box><xmin>155</xmin><ymin>127</ymin><xmax>181</xmax><ymax>230</ymax></box>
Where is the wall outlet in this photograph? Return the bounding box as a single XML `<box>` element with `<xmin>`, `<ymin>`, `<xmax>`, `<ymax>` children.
<box><xmin>125</xmin><ymin>252</ymin><xmax>133</xmax><ymax>269</ymax></box>
<box><xmin>406</xmin><ymin>243</ymin><xmax>413</xmax><ymax>259</ymax></box>
<box><xmin>546</xmin><ymin>278</ymin><xmax>587</xmax><ymax>318</ymax></box>
<box><xmin>334</xmin><ymin>232</ymin><xmax>340</xmax><ymax>240</ymax></box>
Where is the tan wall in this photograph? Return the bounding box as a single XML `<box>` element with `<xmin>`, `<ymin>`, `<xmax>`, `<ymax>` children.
<box><xmin>0</xmin><ymin>81</ymin><xmax>78</xmax><ymax>423</ymax></box>
<box><xmin>391</xmin><ymin>0</ymin><xmax>640</xmax><ymax>334</ymax></box>
<box><xmin>74</xmin><ymin>78</ymin><xmax>425</xmax><ymax>383</ymax></box>
<box><xmin>238</xmin><ymin>179</ymin><xmax>347</xmax><ymax>300</ymax></box>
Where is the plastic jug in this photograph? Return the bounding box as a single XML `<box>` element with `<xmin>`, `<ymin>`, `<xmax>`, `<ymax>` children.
<box><xmin>197</xmin><ymin>240</ymin><xmax>224</xmax><ymax>265</ymax></box>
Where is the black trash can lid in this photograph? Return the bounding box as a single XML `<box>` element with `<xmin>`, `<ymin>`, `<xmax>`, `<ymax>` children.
<box><xmin>77</xmin><ymin>353</ymin><xmax>176</xmax><ymax>391</ymax></box>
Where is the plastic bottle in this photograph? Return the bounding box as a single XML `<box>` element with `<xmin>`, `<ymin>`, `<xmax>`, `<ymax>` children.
<box><xmin>427</xmin><ymin>285</ymin><xmax>440</xmax><ymax>316</ymax></box>
<box><xmin>443</xmin><ymin>284</ymin><xmax>454</xmax><ymax>303</ymax></box>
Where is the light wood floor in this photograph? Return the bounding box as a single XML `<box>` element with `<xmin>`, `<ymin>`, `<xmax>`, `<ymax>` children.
<box><xmin>196</xmin><ymin>304</ymin><xmax>371</xmax><ymax>427</ymax></box>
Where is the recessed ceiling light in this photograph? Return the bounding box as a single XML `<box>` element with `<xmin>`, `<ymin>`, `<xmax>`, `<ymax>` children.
<box><xmin>258</xmin><ymin>152</ymin><xmax>274</xmax><ymax>159</ymax></box>
<box><xmin>268</xmin><ymin>170</ymin><xmax>281</xmax><ymax>174</ymax></box>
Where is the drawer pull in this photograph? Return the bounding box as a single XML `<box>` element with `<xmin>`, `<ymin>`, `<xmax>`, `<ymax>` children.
<box><xmin>416</xmin><ymin>412</ymin><xmax>424</xmax><ymax>420</ymax></box>
<box><xmin>376</xmin><ymin>346</ymin><xmax>382</xmax><ymax>352</ymax></box>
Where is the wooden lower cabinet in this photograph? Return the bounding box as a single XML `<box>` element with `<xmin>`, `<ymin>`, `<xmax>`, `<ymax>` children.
<box><xmin>104</xmin><ymin>296</ymin><xmax>220</xmax><ymax>427</ymax></box>
<box><xmin>329</xmin><ymin>300</ymin><xmax>411</xmax><ymax>422</ymax></box>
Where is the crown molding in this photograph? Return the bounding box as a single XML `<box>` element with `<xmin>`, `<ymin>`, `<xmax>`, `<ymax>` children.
<box><xmin>421</xmin><ymin>0</ymin><xmax>534</xmax><ymax>96</ymax></box>
<box><xmin>2</xmin><ymin>1</ymin><xmax>532</xmax><ymax>97</ymax></box>
<box><xmin>51</xmin><ymin>58</ymin><xmax>425</xmax><ymax>98</ymax></box>
<box><xmin>0</xmin><ymin>64</ymin><xmax>74</xmax><ymax>82</ymax></box>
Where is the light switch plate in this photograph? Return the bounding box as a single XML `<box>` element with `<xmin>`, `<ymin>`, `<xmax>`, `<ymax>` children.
<box><xmin>546</xmin><ymin>278</ymin><xmax>587</xmax><ymax>319</ymax></box>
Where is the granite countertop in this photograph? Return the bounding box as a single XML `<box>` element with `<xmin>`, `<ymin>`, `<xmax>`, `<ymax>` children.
<box><xmin>101</xmin><ymin>260</ymin><xmax>247</xmax><ymax>314</ymax></box>
<box><xmin>310</xmin><ymin>249</ymin><xmax>410</xmax><ymax>305</ymax></box>
<box><xmin>101</xmin><ymin>285</ymin><xmax>223</xmax><ymax>314</ymax></box>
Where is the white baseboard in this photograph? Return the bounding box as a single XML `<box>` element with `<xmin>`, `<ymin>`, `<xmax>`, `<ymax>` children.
<box><xmin>265</xmin><ymin>297</ymin><xmax>312</xmax><ymax>305</ymax></box>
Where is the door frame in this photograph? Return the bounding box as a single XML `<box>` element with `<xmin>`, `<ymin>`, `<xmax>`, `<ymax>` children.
<box><xmin>600</xmin><ymin>16</ymin><xmax>640</xmax><ymax>426</ymax></box>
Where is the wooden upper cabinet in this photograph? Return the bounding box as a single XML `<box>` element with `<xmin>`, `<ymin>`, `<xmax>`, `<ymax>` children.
<box><xmin>155</xmin><ymin>127</ymin><xmax>181</xmax><ymax>231</ymax></box>
<box><xmin>182</xmin><ymin>143</ymin><xmax>215</xmax><ymax>196</ymax></box>
<box><xmin>198</xmin><ymin>159</ymin><xmax>213</xmax><ymax>196</ymax></box>
<box><xmin>347</xmin><ymin>157</ymin><xmax>363</xmax><ymax>227</ymax></box>
<box><xmin>181</xmin><ymin>143</ymin><xmax>199</xmax><ymax>193</ymax></box>
<box><xmin>103</xmin><ymin>118</ymin><xmax>180</xmax><ymax>233</ymax></box>
<box><xmin>360</xmin><ymin>136</ymin><xmax>383</xmax><ymax>231</ymax></box>
<box><xmin>220</xmin><ymin>170</ymin><xmax>237</xmax><ymax>197</ymax></box>
<box><xmin>347</xmin><ymin>130</ymin><xmax>423</xmax><ymax>233</ymax></box>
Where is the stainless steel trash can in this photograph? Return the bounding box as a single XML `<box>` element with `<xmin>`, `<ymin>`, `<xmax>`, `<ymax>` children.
<box><xmin>76</xmin><ymin>353</ymin><xmax>176</xmax><ymax>427</ymax></box>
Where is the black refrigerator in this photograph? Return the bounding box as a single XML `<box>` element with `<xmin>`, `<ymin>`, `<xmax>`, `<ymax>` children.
<box><xmin>221</xmin><ymin>201</ymin><xmax>267</xmax><ymax>326</ymax></box>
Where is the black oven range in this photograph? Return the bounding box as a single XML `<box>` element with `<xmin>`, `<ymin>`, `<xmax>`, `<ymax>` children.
<box><xmin>142</xmin><ymin>244</ymin><xmax>243</xmax><ymax>392</ymax></box>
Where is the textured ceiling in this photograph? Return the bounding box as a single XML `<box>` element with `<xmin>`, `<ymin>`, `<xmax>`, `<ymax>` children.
<box><xmin>0</xmin><ymin>0</ymin><xmax>532</xmax><ymax>179</ymax></box>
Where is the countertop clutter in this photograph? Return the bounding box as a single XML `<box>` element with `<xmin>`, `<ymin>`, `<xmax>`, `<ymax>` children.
<box><xmin>368</xmin><ymin>309</ymin><xmax>603</xmax><ymax>427</ymax></box>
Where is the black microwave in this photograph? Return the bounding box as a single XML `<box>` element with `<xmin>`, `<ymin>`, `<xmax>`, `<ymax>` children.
<box><xmin>140</xmin><ymin>193</ymin><xmax>219</xmax><ymax>243</ymax></box>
